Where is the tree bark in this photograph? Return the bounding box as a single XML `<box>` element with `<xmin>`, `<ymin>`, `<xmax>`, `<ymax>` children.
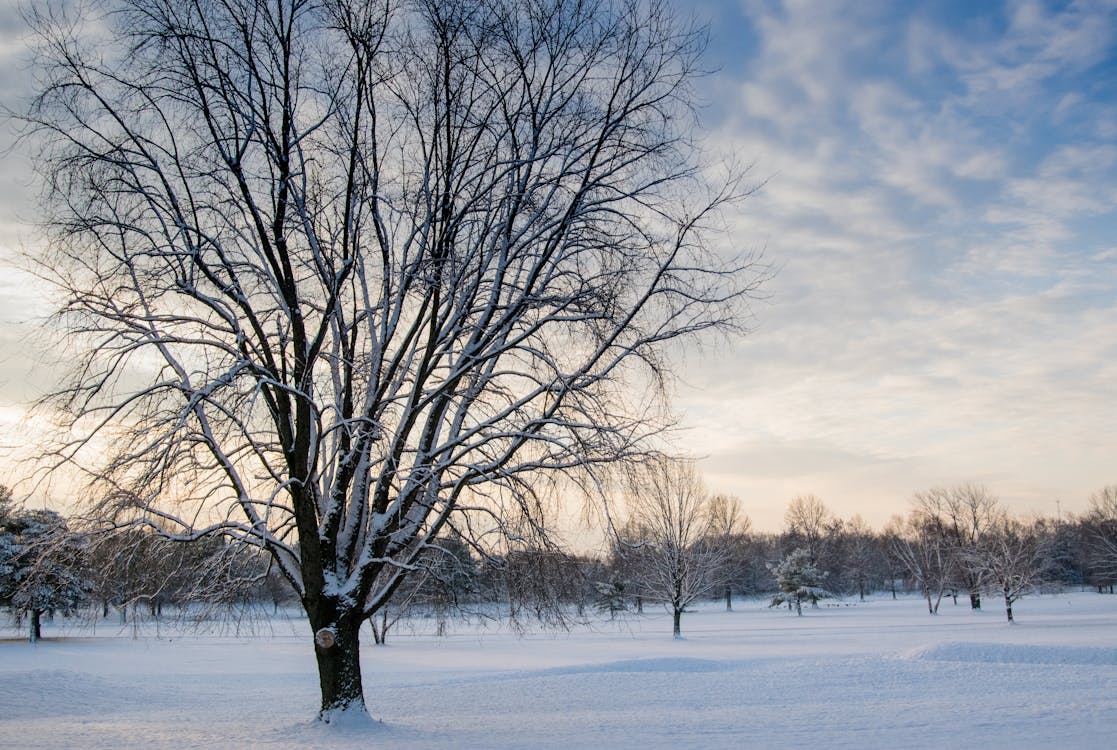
<box><xmin>969</xmin><ymin>591</ymin><xmax>982</xmax><ymax>610</ymax></box>
<box><xmin>672</xmin><ymin>607</ymin><xmax>682</xmax><ymax>638</ymax></box>
<box><xmin>29</xmin><ymin>609</ymin><xmax>42</xmax><ymax>642</ymax></box>
<box><xmin>313</xmin><ymin>615</ymin><xmax>366</xmax><ymax>719</ymax></box>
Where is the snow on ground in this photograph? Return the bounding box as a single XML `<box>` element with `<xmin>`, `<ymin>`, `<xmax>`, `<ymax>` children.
<box><xmin>1</xmin><ymin>592</ymin><xmax>1115</xmax><ymax>749</ymax></box>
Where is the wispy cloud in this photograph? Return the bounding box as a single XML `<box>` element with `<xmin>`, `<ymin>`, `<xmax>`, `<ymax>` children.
<box><xmin>680</xmin><ymin>0</ymin><xmax>1117</xmax><ymax>527</ymax></box>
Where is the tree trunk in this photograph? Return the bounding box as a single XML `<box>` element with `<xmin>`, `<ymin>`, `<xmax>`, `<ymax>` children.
<box><xmin>371</xmin><ymin>609</ymin><xmax>388</xmax><ymax>646</ymax></box>
<box><xmin>969</xmin><ymin>591</ymin><xmax>981</xmax><ymax>610</ymax></box>
<box><xmin>29</xmin><ymin>609</ymin><xmax>42</xmax><ymax>642</ymax></box>
<box><xmin>1004</xmin><ymin>587</ymin><xmax>1014</xmax><ymax>623</ymax></box>
<box><xmin>672</xmin><ymin>607</ymin><xmax>682</xmax><ymax>639</ymax></box>
<box><xmin>313</xmin><ymin>615</ymin><xmax>366</xmax><ymax>719</ymax></box>
<box><xmin>725</xmin><ymin>586</ymin><xmax>732</xmax><ymax>611</ymax></box>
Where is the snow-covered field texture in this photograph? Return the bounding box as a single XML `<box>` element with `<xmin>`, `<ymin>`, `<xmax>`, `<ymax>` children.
<box><xmin>2</xmin><ymin>591</ymin><xmax>1115</xmax><ymax>749</ymax></box>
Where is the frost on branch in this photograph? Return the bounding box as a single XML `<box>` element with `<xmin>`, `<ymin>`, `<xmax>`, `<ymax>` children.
<box><xmin>24</xmin><ymin>0</ymin><xmax>760</xmax><ymax>716</ymax></box>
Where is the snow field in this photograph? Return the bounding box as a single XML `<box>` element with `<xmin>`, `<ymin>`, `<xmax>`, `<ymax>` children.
<box><xmin>1</xmin><ymin>592</ymin><xmax>1115</xmax><ymax>749</ymax></box>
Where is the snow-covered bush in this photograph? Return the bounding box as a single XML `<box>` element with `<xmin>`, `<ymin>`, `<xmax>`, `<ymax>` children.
<box><xmin>0</xmin><ymin>489</ymin><xmax>92</xmax><ymax>641</ymax></box>
<box><xmin>768</xmin><ymin>548</ymin><xmax>834</xmax><ymax>615</ymax></box>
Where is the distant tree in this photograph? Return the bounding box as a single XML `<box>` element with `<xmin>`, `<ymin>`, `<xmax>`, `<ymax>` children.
<box><xmin>973</xmin><ymin>518</ymin><xmax>1048</xmax><ymax>623</ymax></box>
<box><xmin>840</xmin><ymin>515</ymin><xmax>885</xmax><ymax>601</ymax></box>
<box><xmin>768</xmin><ymin>547</ymin><xmax>833</xmax><ymax>616</ymax></box>
<box><xmin>878</xmin><ymin>523</ymin><xmax>907</xmax><ymax>599</ymax></box>
<box><xmin>500</xmin><ymin>539</ymin><xmax>589</xmax><ymax>630</ymax></box>
<box><xmin>783</xmin><ymin>495</ymin><xmax>835</xmax><ymax>564</ymax></box>
<box><xmin>887</xmin><ymin>514</ymin><xmax>951</xmax><ymax>615</ymax></box>
<box><xmin>1080</xmin><ymin>486</ymin><xmax>1117</xmax><ymax>592</ymax></box>
<box><xmin>707</xmin><ymin>494</ymin><xmax>750</xmax><ymax>610</ymax></box>
<box><xmin>913</xmin><ymin>484</ymin><xmax>1004</xmax><ymax>609</ymax></box>
<box><xmin>593</xmin><ymin>578</ymin><xmax>629</xmax><ymax>618</ymax></box>
<box><xmin>1029</xmin><ymin>516</ymin><xmax>1082</xmax><ymax>589</ymax></box>
<box><xmin>367</xmin><ymin>529</ymin><xmax>484</xmax><ymax>643</ymax></box>
<box><xmin>733</xmin><ymin>531</ymin><xmax>781</xmax><ymax>597</ymax></box>
<box><xmin>620</xmin><ymin>458</ymin><xmax>728</xmax><ymax>638</ymax></box>
<box><xmin>0</xmin><ymin>491</ymin><xmax>92</xmax><ymax>641</ymax></box>
<box><xmin>88</xmin><ymin>527</ymin><xmax>271</xmax><ymax>626</ymax></box>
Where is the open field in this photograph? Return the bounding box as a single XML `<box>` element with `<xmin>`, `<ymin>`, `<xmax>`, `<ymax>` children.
<box><xmin>2</xmin><ymin>592</ymin><xmax>1115</xmax><ymax>749</ymax></box>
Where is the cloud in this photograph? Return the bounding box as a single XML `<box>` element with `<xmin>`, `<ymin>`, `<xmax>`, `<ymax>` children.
<box><xmin>677</xmin><ymin>0</ymin><xmax>1117</xmax><ymax>527</ymax></box>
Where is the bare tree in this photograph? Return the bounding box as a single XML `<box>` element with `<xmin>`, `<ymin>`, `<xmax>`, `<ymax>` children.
<box><xmin>707</xmin><ymin>493</ymin><xmax>749</xmax><ymax>610</ymax></box>
<box><xmin>887</xmin><ymin>513</ymin><xmax>951</xmax><ymax>615</ymax></box>
<box><xmin>1080</xmin><ymin>486</ymin><xmax>1117</xmax><ymax>591</ymax></box>
<box><xmin>840</xmin><ymin>514</ymin><xmax>884</xmax><ymax>602</ymax></box>
<box><xmin>88</xmin><ymin>528</ymin><xmax>270</xmax><ymax>628</ymax></box>
<box><xmin>913</xmin><ymin>484</ymin><xmax>1004</xmax><ymax>609</ymax></box>
<box><xmin>23</xmin><ymin>0</ymin><xmax>758</xmax><ymax>719</ymax></box>
<box><xmin>618</xmin><ymin>458</ymin><xmax>726</xmax><ymax>638</ymax></box>
<box><xmin>783</xmin><ymin>494</ymin><xmax>837</xmax><ymax>565</ymax></box>
<box><xmin>972</xmin><ymin>518</ymin><xmax>1047</xmax><ymax>623</ymax></box>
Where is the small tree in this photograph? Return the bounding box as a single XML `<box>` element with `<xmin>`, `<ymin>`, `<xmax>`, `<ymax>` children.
<box><xmin>0</xmin><ymin>491</ymin><xmax>92</xmax><ymax>641</ymax></box>
<box><xmin>840</xmin><ymin>515</ymin><xmax>884</xmax><ymax>601</ymax></box>
<box><xmin>974</xmin><ymin>519</ymin><xmax>1048</xmax><ymax>623</ymax></box>
<box><xmin>783</xmin><ymin>495</ymin><xmax>837</xmax><ymax>565</ymax></box>
<box><xmin>707</xmin><ymin>494</ymin><xmax>750</xmax><ymax>610</ymax></box>
<box><xmin>768</xmin><ymin>547</ymin><xmax>833</xmax><ymax>616</ymax></box>
<box><xmin>593</xmin><ymin>579</ymin><xmax>629</xmax><ymax>618</ymax></box>
<box><xmin>913</xmin><ymin>484</ymin><xmax>1004</xmax><ymax>610</ymax></box>
<box><xmin>887</xmin><ymin>513</ymin><xmax>951</xmax><ymax>615</ymax></box>
<box><xmin>619</xmin><ymin>458</ymin><xmax>728</xmax><ymax>638</ymax></box>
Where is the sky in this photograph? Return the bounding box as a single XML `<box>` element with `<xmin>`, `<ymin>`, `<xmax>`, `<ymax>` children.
<box><xmin>0</xmin><ymin>0</ymin><xmax>1116</xmax><ymax>531</ymax></box>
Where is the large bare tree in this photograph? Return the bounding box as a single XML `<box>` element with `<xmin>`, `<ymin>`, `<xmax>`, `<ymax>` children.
<box><xmin>22</xmin><ymin>0</ymin><xmax>757</xmax><ymax>719</ymax></box>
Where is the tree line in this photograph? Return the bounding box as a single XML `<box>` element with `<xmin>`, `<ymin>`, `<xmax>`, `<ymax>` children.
<box><xmin>5</xmin><ymin>477</ymin><xmax>1117</xmax><ymax>642</ymax></box>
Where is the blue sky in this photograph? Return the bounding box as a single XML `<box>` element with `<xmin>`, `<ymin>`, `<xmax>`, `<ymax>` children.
<box><xmin>0</xmin><ymin>0</ymin><xmax>1115</xmax><ymax>529</ymax></box>
<box><xmin>674</xmin><ymin>0</ymin><xmax>1117</xmax><ymax>527</ymax></box>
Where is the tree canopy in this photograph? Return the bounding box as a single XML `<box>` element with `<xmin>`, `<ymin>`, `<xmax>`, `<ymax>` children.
<box><xmin>24</xmin><ymin>0</ymin><xmax>758</xmax><ymax>718</ymax></box>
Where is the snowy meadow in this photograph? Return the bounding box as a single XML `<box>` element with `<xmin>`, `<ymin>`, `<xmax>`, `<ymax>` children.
<box><xmin>2</xmin><ymin>592</ymin><xmax>1114</xmax><ymax>749</ymax></box>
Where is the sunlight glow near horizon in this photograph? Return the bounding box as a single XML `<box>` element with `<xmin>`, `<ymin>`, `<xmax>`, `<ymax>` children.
<box><xmin>0</xmin><ymin>0</ymin><xmax>1115</xmax><ymax>532</ymax></box>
